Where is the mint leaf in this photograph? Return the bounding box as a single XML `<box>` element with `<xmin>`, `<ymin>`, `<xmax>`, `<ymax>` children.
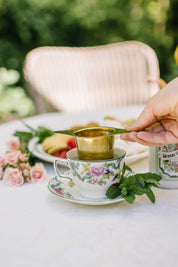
<box><xmin>121</xmin><ymin>186</ymin><xmax>127</xmax><ymax>195</ymax></box>
<box><xmin>122</xmin><ymin>163</ymin><xmax>132</xmax><ymax>176</ymax></box>
<box><xmin>120</xmin><ymin>175</ymin><xmax>136</xmax><ymax>190</ymax></box>
<box><xmin>131</xmin><ymin>185</ymin><xmax>145</xmax><ymax>195</ymax></box>
<box><xmin>124</xmin><ymin>193</ymin><xmax>135</xmax><ymax>204</ymax></box>
<box><xmin>144</xmin><ymin>188</ymin><xmax>155</xmax><ymax>203</ymax></box>
<box><xmin>138</xmin><ymin>172</ymin><xmax>162</xmax><ymax>182</ymax></box>
<box><xmin>135</xmin><ymin>175</ymin><xmax>145</xmax><ymax>187</ymax></box>
<box><xmin>144</xmin><ymin>179</ymin><xmax>160</xmax><ymax>186</ymax></box>
<box><xmin>106</xmin><ymin>183</ymin><xmax>121</xmax><ymax>199</ymax></box>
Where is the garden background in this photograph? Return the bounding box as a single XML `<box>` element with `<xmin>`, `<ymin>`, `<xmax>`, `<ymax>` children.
<box><xmin>0</xmin><ymin>0</ymin><xmax>177</xmax><ymax>122</ymax></box>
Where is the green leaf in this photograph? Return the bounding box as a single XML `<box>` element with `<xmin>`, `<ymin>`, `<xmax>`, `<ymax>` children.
<box><xmin>13</xmin><ymin>122</ymin><xmax>54</xmax><ymax>154</ymax></box>
<box><xmin>151</xmin><ymin>183</ymin><xmax>159</xmax><ymax>188</ymax></box>
<box><xmin>35</xmin><ymin>126</ymin><xmax>54</xmax><ymax>143</ymax></box>
<box><xmin>131</xmin><ymin>185</ymin><xmax>145</xmax><ymax>195</ymax></box>
<box><xmin>144</xmin><ymin>179</ymin><xmax>160</xmax><ymax>186</ymax></box>
<box><xmin>138</xmin><ymin>173</ymin><xmax>162</xmax><ymax>182</ymax></box>
<box><xmin>125</xmin><ymin>164</ymin><xmax>132</xmax><ymax>172</ymax></box>
<box><xmin>14</xmin><ymin>131</ymin><xmax>33</xmax><ymax>139</ymax></box>
<box><xmin>21</xmin><ymin>119</ymin><xmax>36</xmax><ymax>133</ymax></box>
<box><xmin>120</xmin><ymin>175</ymin><xmax>136</xmax><ymax>190</ymax></box>
<box><xmin>122</xmin><ymin>163</ymin><xmax>132</xmax><ymax>176</ymax></box>
<box><xmin>124</xmin><ymin>193</ymin><xmax>135</xmax><ymax>204</ymax></box>
<box><xmin>121</xmin><ymin>186</ymin><xmax>127</xmax><ymax>196</ymax></box>
<box><xmin>144</xmin><ymin>188</ymin><xmax>156</xmax><ymax>203</ymax></box>
<box><xmin>14</xmin><ymin>131</ymin><xmax>33</xmax><ymax>153</ymax></box>
<box><xmin>28</xmin><ymin>153</ymin><xmax>39</xmax><ymax>166</ymax></box>
<box><xmin>106</xmin><ymin>183</ymin><xmax>121</xmax><ymax>199</ymax></box>
<box><xmin>135</xmin><ymin>174</ymin><xmax>145</xmax><ymax>187</ymax></box>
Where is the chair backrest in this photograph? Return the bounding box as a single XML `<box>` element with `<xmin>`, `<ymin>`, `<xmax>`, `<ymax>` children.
<box><xmin>24</xmin><ymin>41</ymin><xmax>160</xmax><ymax>113</ymax></box>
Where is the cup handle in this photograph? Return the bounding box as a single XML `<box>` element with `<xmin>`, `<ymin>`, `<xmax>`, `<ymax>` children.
<box><xmin>54</xmin><ymin>159</ymin><xmax>73</xmax><ymax>185</ymax></box>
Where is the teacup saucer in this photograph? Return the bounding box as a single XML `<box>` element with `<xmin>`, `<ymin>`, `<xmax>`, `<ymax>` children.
<box><xmin>48</xmin><ymin>176</ymin><xmax>124</xmax><ymax>206</ymax></box>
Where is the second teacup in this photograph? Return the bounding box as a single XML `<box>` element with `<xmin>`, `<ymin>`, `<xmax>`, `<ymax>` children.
<box><xmin>54</xmin><ymin>148</ymin><xmax>126</xmax><ymax>200</ymax></box>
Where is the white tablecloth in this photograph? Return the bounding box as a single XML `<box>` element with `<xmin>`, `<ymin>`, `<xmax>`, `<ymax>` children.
<box><xmin>0</xmin><ymin>105</ymin><xmax>178</xmax><ymax>267</ymax></box>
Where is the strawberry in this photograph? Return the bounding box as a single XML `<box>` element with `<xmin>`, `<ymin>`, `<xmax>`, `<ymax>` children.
<box><xmin>54</xmin><ymin>138</ymin><xmax>76</xmax><ymax>159</ymax></box>
<box><xmin>59</xmin><ymin>150</ymin><xmax>68</xmax><ymax>159</ymax></box>
<box><xmin>54</xmin><ymin>150</ymin><xmax>67</xmax><ymax>158</ymax></box>
<box><xmin>67</xmin><ymin>138</ymin><xmax>76</xmax><ymax>150</ymax></box>
<box><xmin>54</xmin><ymin>151</ymin><xmax>62</xmax><ymax>157</ymax></box>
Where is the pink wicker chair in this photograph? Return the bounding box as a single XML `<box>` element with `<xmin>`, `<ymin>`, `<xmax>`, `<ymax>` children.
<box><xmin>24</xmin><ymin>41</ymin><xmax>162</xmax><ymax>113</ymax></box>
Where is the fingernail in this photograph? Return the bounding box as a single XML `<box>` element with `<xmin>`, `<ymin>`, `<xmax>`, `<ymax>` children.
<box><xmin>120</xmin><ymin>133</ymin><xmax>128</xmax><ymax>139</ymax></box>
<box><xmin>125</xmin><ymin>124</ymin><xmax>134</xmax><ymax>131</ymax></box>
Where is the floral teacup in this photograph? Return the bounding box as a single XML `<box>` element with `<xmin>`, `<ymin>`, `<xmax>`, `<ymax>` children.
<box><xmin>54</xmin><ymin>148</ymin><xmax>126</xmax><ymax>200</ymax></box>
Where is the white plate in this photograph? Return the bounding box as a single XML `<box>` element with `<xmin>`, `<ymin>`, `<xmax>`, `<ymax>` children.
<box><xmin>28</xmin><ymin>137</ymin><xmax>66</xmax><ymax>163</ymax></box>
<box><xmin>48</xmin><ymin>176</ymin><xmax>124</xmax><ymax>206</ymax></box>
<box><xmin>28</xmin><ymin>137</ymin><xmax>148</xmax><ymax>165</ymax></box>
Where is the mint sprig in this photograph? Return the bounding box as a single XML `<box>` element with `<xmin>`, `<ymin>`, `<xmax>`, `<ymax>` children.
<box><xmin>106</xmin><ymin>163</ymin><xmax>161</xmax><ymax>204</ymax></box>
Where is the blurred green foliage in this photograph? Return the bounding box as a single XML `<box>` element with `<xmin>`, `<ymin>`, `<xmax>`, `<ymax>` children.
<box><xmin>0</xmin><ymin>67</ymin><xmax>35</xmax><ymax>118</ymax></box>
<box><xmin>0</xmin><ymin>0</ymin><xmax>177</xmax><ymax>117</ymax></box>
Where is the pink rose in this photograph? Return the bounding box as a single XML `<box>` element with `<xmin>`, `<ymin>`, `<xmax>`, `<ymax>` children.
<box><xmin>88</xmin><ymin>166</ymin><xmax>106</xmax><ymax>176</ymax></box>
<box><xmin>19</xmin><ymin>153</ymin><xmax>28</xmax><ymax>162</ymax></box>
<box><xmin>23</xmin><ymin>169</ymin><xmax>30</xmax><ymax>178</ymax></box>
<box><xmin>0</xmin><ymin>154</ymin><xmax>7</xmax><ymax>167</ymax></box>
<box><xmin>30</xmin><ymin>163</ymin><xmax>47</xmax><ymax>183</ymax></box>
<box><xmin>3</xmin><ymin>167</ymin><xmax>24</xmax><ymax>186</ymax></box>
<box><xmin>0</xmin><ymin>166</ymin><xmax>4</xmax><ymax>180</ymax></box>
<box><xmin>19</xmin><ymin>162</ymin><xmax>30</xmax><ymax>170</ymax></box>
<box><xmin>7</xmin><ymin>139</ymin><xmax>21</xmax><ymax>151</ymax></box>
<box><xmin>6</xmin><ymin>150</ymin><xmax>21</xmax><ymax>165</ymax></box>
<box><xmin>19</xmin><ymin>162</ymin><xmax>31</xmax><ymax>179</ymax></box>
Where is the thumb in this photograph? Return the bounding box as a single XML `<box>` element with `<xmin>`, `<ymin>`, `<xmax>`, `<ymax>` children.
<box><xmin>126</xmin><ymin>105</ymin><xmax>157</xmax><ymax>131</ymax></box>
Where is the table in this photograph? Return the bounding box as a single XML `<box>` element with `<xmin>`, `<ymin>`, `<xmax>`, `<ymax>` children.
<box><xmin>0</xmin><ymin>105</ymin><xmax>178</xmax><ymax>267</ymax></box>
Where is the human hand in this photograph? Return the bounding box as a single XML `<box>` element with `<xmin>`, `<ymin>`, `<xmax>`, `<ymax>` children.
<box><xmin>120</xmin><ymin>77</ymin><xmax>178</xmax><ymax>146</ymax></box>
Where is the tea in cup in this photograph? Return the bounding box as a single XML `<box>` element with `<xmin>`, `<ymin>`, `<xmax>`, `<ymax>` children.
<box><xmin>54</xmin><ymin>148</ymin><xmax>126</xmax><ymax>200</ymax></box>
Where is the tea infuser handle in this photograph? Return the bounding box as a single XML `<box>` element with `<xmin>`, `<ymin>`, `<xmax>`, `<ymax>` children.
<box><xmin>114</xmin><ymin>128</ymin><xmax>127</xmax><ymax>134</ymax></box>
<box><xmin>54</xmin><ymin>128</ymin><xmax>78</xmax><ymax>136</ymax></box>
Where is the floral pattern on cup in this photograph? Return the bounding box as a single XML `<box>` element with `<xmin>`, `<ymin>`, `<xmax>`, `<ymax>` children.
<box><xmin>69</xmin><ymin>160</ymin><xmax>121</xmax><ymax>186</ymax></box>
<box><xmin>88</xmin><ymin>166</ymin><xmax>106</xmax><ymax>176</ymax></box>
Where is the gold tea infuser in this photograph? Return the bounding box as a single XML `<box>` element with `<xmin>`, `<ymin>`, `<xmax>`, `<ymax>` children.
<box><xmin>55</xmin><ymin>126</ymin><xmax>126</xmax><ymax>160</ymax></box>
